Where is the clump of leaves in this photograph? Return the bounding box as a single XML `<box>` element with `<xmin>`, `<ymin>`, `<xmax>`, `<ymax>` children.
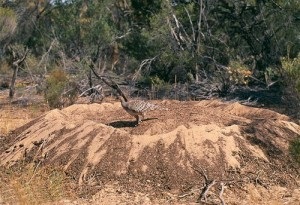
<box><xmin>0</xmin><ymin>7</ymin><xmax>17</xmax><ymax>41</ymax></box>
<box><xmin>281</xmin><ymin>55</ymin><xmax>300</xmax><ymax>93</ymax></box>
<box><xmin>228</xmin><ymin>61</ymin><xmax>252</xmax><ymax>86</ymax></box>
<box><xmin>289</xmin><ymin>136</ymin><xmax>300</xmax><ymax>164</ymax></box>
<box><xmin>281</xmin><ymin>55</ymin><xmax>300</xmax><ymax>115</ymax></box>
<box><xmin>44</xmin><ymin>69</ymin><xmax>69</xmax><ymax>108</ymax></box>
<box><xmin>143</xmin><ymin>75</ymin><xmax>166</xmax><ymax>87</ymax></box>
<box><xmin>143</xmin><ymin>76</ymin><xmax>172</xmax><ymax>99</ymax></box>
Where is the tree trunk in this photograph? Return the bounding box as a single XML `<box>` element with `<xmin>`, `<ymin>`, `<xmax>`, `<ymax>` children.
<box><xmin>9</xmin><ymin>65</ymin><xmax>18</xmax><ymax>98</ymax></box>
<box><xmin>7</xmin><ymin>47</ymin><xmax>29</xmax><ymax>99</ymax></box>
<box><xmin>88</xmin><ymin>68</ymin><xmax>93</xmax><ymax>95</ymax></box>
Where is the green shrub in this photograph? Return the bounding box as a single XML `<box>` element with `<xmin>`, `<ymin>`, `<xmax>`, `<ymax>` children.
<box><xmin>143</xmin><ymin>75</ymin><xmax>166</xmax><ymax>87</ymax></box>
<box><xmin>138</xmin><ymin>75</ymin><xmax>172</xmax><ymax>99</ymax></box>
<box><xmin>44</xmin><ymin>69</ymin><xmax>69</xmax><ymax>108</ymax></box>
<box><xmin>289</xmin><ymin>136</ymin><xmax>300</xmax><ymax>164</ymax></box>
<box><xmin>281</xmin><ymin>55</ymin><xmax>300</xmax><ymax>115</ymax></box>
<box><xmin>0</xmin><ymin>7</ymin><xmax>17</xmax><ymax>41</ymax></box>
<box><xmin>281</xmin><ymin>55</ymin><xmax>300</xmax><ymax>93</ymax></box>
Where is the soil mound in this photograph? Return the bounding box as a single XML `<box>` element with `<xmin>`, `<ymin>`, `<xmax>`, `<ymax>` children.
<box><xmin>1</xmin><ymin>99</ymin><xmax>299</xmax><ymax>203</ymax></box>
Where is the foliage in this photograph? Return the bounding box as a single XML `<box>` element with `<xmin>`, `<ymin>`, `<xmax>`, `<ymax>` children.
<box><xmin>281</xmin><ymin>55</ymin><xmax>300</xmax><ymax>93</ymax></box>
<box><xmin>141</xmin><ymin>75</ymin><xmax>168</xmax><ymax>88</ymax></box>
<box><xmin>289</xmin><ymin>136</ymin><xmax>300</xmax><ymax>164</ymax></box>
<box><xmin>0</xmin><ymin>7</ymin><xmax>17</xmax><ymax>43</ymax></box>
<box><xmin>44</xmin><ymin>69</ymin><xmax>69</xmax><ymax>108</ymax></box>
<box><xmin>227</xmin><ymin>61</ymin><xmax>252</xmax><ymax>85</ymax></box>
<box><xmin>0</xmin><ymin>0</ymin><xmax>299</xmax><ymax>104</ymax></box>
<box><xmin>280</xmin><ymin>54</ymin><xmax>300</xmax><ymax>113</ymax></box>
<box><xmin>211</xmin><ymin>0</ymin><xmax>300</xmax><ymax>72</ymax></box>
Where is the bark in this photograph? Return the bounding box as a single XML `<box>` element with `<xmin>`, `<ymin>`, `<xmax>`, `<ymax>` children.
<box><xmin>9</xmin><ymin>65</ymin><xmax>18</xmax><ymax>98</ymax></box>
<box><xmin>8</xmin><ymin>48</ymin><xmax>29</xmax><ymax>99</ymax></box>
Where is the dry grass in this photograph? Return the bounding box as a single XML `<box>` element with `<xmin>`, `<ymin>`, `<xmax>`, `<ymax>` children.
<box><xmin>0</xmin><ymin>108</ymin><xmax>30</xmax><ymax>135</ymax></box>
<box><xmin>0</xmin><ymin>105</ymin><xmax>48</xmax><ymax>136</ymax></box>
<box><xmin>0</xmin><ymin>163</ymin><xmax>75</xmax><ymax>204</ymax></box>
<box><xmin>1</xmin><ymin>80</ymin><xmax>300</xmax><ymax>205</ymax></box>
<box><xmin>0</xmin><ymin>89</ymin><xmax>49</xmax><ymax>136</ymax></box>
<box><xmin>0</xmin><ymin>89</ymin><xmax>68</xmax><ymax>204</ymax></box>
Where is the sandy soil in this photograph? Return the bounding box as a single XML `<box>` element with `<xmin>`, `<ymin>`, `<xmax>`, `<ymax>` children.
<box><xmin>0</xmin><ymin>97</ymin><xmax>300</xmax><ymax>204</ymax></box>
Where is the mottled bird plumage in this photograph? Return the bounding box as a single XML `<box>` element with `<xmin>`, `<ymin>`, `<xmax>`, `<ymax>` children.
<box><xmin>119</xmin><ymin>96</ymin><xmax>165</xmax><ymax>125</ymax></box>
<box><xmin>122</xmin><ymin>100</ymin><xmax>158</xmax><ymax>112</ymax></box>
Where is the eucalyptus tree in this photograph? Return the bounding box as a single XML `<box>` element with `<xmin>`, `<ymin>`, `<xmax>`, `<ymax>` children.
<box><xmin>0</xmin><ymin>0</ymin><xmax>52</xmax><ymax>98</ymax></box>
<box><xmin>138</xmin><ymin>0</ymin><xmax>300</xmax><ymax>84</ymax></box>
<box><xmin>212</xmin><ymin>0</ymin><xmax>299</xmax><ymax>73</ymax></box>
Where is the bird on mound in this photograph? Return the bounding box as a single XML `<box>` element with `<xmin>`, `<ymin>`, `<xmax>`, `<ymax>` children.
<box><xmin>119</xmin><ymin>95</ymin><xmax>166</xmax><ymax>125</ymax></box>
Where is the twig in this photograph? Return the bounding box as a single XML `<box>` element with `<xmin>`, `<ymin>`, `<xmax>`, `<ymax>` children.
<box><xmin>132</xmin><ymin>55</ymin><xmax>157</xmax><ymax>81</ymax></box>
<box><xmin>184</xmin><ymin>7</ymin><xmax>195</xmax><ymax>42</ymax></box>
<box><xmin>79</xmin><ymin>85</ymin><xmax>103</xmax><ymax>97</ymax></box>
<box><xmin>167</xmin><ymin>17</ymin><xmax>184</xmax><ymax>50</ymax></box>
<box><xmin>178</xmin><ymin>192</ymin><xmax>194</xmax><ymax>199</ymax></box>
<box><xmin>12</xmin><ymin>47</ymin><xmax>29</xmax><ymax>67</ymax></box>
<box><xmin>113</xmin><ymin>29</ymin><xmax>131</xmax><ymax>40</ymax></box>
<box><xmin>198</xmin><ymin>179</ymin><xmax>216</xmax><ymax>202</ymax></box>
<box><xmin>219</xmin><ymin>182</ymin><xmax>226</xmax><ymax>205</ymax></box>
<box><xmin>193</xmin><ymin>166</ymin><xmax>217</xmax><ymax>202</ymax></box>
<box><xmin>192</xmin><ymin>165</ymin><xmax>209</xmax><ymax>182</ymax></box>
<box><xmin>27</xmin><ymin>160</ymin><xmax>42</xmax><ymax>184</ymax></box>
<box><xmin>27</xmin><ymin>139</ymin><xmax>49</xmax><ymax>184</ymax></box>
<box><xmin>36</xmin><ymin>39</ymin><xmax>57</xmax><ymax>74</ymax></box>
<box><xmin>32</xmin><ymin>139</ymin><xmax>47</xmax><ymax>162</ymax></box>
<box><xmin>89</xmin><ymin>64</ymin><xmax>128</xmax><ymax>101</ymax></box>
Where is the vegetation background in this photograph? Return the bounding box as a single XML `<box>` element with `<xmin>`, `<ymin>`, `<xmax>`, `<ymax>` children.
<box><xmin>0</xmin><ymin>0</ymin><xmax>299</xmax><ymax>108</ymax></box>
<box><xmin>0</xmin><ymin>1</ymin><xmax>300</xmax><ymax>204</ymax></box>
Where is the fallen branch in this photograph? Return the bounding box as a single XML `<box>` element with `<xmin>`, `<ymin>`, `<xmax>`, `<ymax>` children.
<box><xmin>178</xmin><ymin>192</ymin><xmax>194</xmax><ymax>199</ymax></box>
<box><xmin>79</xmin><ymin>84</ymin><xmax>103</xmax><ymax>97</ymax></box>
<box><xmin>193</xmin><ymin>165</ymin><xmax>227</xmax><ymax>204</ymax></box>
<box><xmin>198</xmin><ymin>179</ymin><xmax>216</xmax><ymax>203</ymax></box>
<box><xmin>192</xmin><ymin>166</ymin><xmax>215</xmax><ymax>202</ymax></box>
<box><xmin>219</xmin><ymin>182</ymin><xmax>226</xmax><ymax>205</ymax></box>
<box><xmin>192</xmin><ymin>165</ymin><xmax>209</xmax><ymax>182</ymax></box>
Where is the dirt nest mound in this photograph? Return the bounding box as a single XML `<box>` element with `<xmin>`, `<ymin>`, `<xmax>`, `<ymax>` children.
<box><xmin>1</xmin><ymin>99</ymin><xmax>299</xmax><ymax>203</ymax></box>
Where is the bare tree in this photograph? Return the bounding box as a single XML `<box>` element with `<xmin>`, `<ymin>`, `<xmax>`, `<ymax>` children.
<box><xmin>7</xmin><ymin>46</ymin><xmax>29</xmax><ymax>98</ymax></box>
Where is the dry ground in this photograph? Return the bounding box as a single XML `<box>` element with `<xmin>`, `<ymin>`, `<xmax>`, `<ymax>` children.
<box><xmin>0</xmin><ymin>88</ymin><xmax>300</xmax><ymax>205</ymax></box>
<box><xmin>0</xmin><ymin>89</ymin><xmax>48</xmax><ymax>136</ymax></box>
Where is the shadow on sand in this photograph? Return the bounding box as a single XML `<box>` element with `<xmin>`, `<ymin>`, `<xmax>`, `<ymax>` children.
<box><xmin>107</xmin><ymin>118</ymin><xmax>158</xmax><ymax>128</ymax></box>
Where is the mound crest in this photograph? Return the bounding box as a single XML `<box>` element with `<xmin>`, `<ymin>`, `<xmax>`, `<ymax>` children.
<box><xmin>1</xmin><ymin>100</ymin><xmax>299</xmax><ymax>193</ymax></box>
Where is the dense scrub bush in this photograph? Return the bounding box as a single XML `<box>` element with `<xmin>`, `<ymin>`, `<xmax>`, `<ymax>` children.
<box><xmin>290</xmin><ymin>136</ymin><xmax>300</xmax><ymax>165</ymax></box>
<box><xmin>44</xmin><ymin>69</ymin><xmax>77</xmax><ymax>108</ymax></box>
<box><xmin>280</xmin><ymin>55</ymin><xmax>300</xmax><ymax>115</ymax></box>
<box><xmin>44</xmin><ymin>69</ymin><xmax>68</xmax><ymax>108</ymax></box>
<box><xmin>0</xmin><ymin>7</ymin><xmax>17</xmax><ymax>42</ymax></box>
<box><xmin>281</xmin><ymin>55</ymin><xmax>300</xmax><ymax>93</ymax></box>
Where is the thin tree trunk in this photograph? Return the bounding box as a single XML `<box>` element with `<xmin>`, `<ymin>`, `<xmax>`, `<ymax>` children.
<box><xmin>9</xmin><ymin>65</ymin><xmax>18</xmax><ymax>98</ymax></box>
<box><xmin>88</xmin><ymin>69</ymin><xmax>93</xmax><ymax>95</ymax></box>
<box><xmin>8</xmin><ymin>47</ymin><xmax>29</xmax><ymax>99</ymax></box>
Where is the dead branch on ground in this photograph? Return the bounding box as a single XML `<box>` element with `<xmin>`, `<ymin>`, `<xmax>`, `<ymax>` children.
<box><xmin>198</xmin><ymin>179</ymin><xmax>216</xmax><ymax>203</ymax></box>
<box><xmin>79</xmin><ymin>84</ymin><xmax>104</xmax><ymax>103</ymax></box>
<box><xmin>193</xmin><ymin>165</ymin><xmax>227</xmax><ymax>204</ymax></box>
<box><xmin>219</xmin><ymin>182</ymin><xmax>226</xmax><ymax>205</ymax></box>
